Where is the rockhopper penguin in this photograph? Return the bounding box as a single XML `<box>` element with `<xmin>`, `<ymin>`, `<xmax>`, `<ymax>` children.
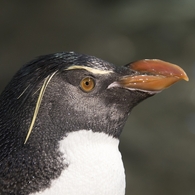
<box><xmin>0</xmin><ymin>52</ymin><xmax>188</xmax><ymax>195</ymax></box>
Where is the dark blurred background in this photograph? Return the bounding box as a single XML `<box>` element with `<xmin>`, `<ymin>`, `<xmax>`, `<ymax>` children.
<box><xmin>0</xmin><ymin>1</ymin><xmax>195</xmax><ymax>194</ymax></box>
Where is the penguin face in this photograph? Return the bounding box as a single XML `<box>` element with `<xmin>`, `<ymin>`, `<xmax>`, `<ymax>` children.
<box><xmin>42</xmin><ymin>66</ymin><xmax>147</xmax><ymax>139</ymax></box>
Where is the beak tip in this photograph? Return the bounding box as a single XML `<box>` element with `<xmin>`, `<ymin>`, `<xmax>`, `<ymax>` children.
<box><xmin>183</xmin><ymin>74</ymin><xmax>189</xmax><ymax>81</ymax></box>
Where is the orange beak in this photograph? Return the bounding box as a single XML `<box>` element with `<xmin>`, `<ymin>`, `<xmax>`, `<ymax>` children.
<box><xmin>119</xmin><ymin>59</ymin><xmax>189</xmax><ymax>92</ymax></box>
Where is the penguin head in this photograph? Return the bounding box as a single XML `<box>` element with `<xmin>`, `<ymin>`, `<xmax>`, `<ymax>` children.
<box><xmin>0</xmin><ymin>52</ymin><xmax>188</xmax><ymax>147</ymax></box>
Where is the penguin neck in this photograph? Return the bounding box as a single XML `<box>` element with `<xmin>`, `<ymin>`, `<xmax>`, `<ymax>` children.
<box><xmin>33</xmin><ymin>130</ymin><xmax>126</xmax><ymax>195</ymax></box>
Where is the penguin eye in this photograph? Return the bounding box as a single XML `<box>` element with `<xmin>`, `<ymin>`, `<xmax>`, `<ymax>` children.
<box><xmin>80</xmin><ymin>77</ymin><xmax>95</xmax><ymax>92</ymax></box>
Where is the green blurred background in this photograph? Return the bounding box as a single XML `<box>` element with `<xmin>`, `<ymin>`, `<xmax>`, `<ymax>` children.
<box><xmin>0</xmin><ymin>1</ymin><xmax>195</xmax><ymax>194</ymax></box>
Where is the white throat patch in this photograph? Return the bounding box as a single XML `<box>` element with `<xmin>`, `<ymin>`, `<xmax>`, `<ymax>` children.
<box><xmin>33</xmin><ymin>130</ymin><xmax>125</xmax><ymax>195</ymax></box>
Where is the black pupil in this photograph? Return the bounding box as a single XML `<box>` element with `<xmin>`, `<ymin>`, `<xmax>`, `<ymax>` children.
<box><xmin>85</xmin><ymin>81</ymin><xmax>89</xmax><ymax>86</ymax></box>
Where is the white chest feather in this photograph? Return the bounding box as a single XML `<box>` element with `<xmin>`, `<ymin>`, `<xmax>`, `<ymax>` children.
<box><xmin>33</xmin><ymin>130</ymin><xmax>125</xmax><ymax>195</ymax></box>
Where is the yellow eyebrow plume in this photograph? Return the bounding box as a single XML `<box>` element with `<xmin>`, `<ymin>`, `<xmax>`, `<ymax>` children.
<box><xmin>66</xmin><ymin>65</ymin><xmax>113</xmax><ymax>75</ymax></box>
<box><xmin>24</xmin><ymin>71</ymin><xmax>57</xmax><ymax>144</ymax></box>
